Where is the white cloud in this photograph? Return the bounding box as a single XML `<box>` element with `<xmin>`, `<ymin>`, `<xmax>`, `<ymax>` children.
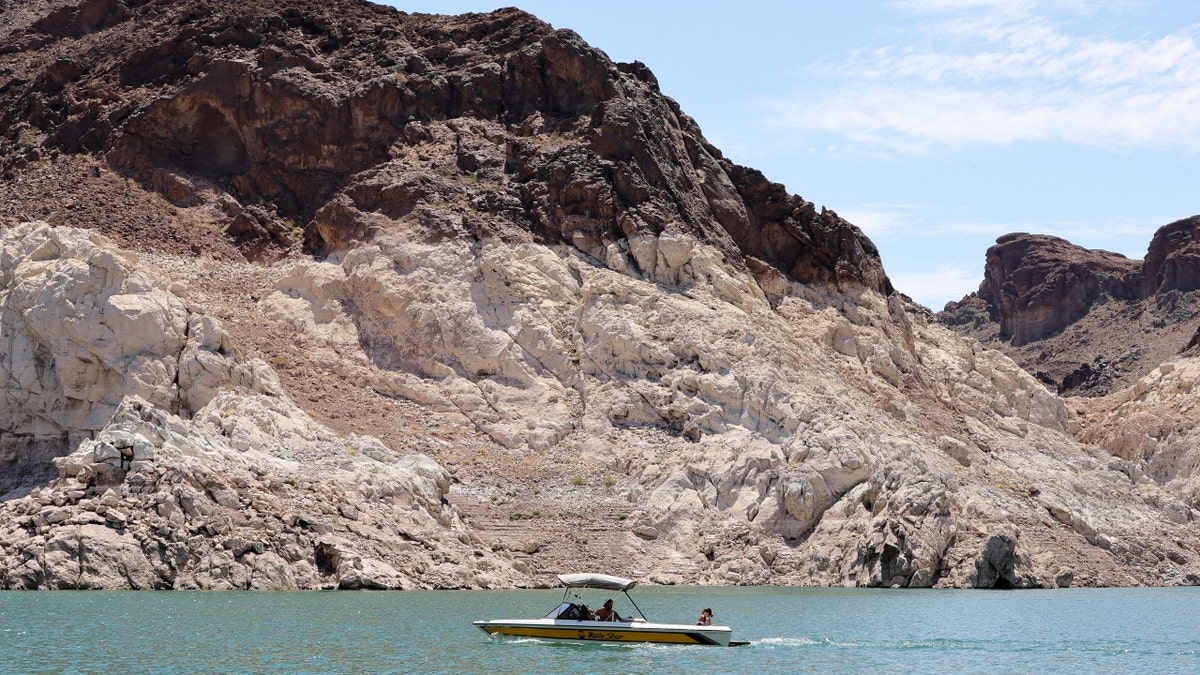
<box><xmin>769</xmin><ymin>1</ymin><xmax>1200</xmax><ymax>155</ymax></box>
<box><xmin>838</xmin><ymin>204</ymin><xmax>924</xmax><ymax>237</ymax></box>
<box><xmin>839</xmin><ymin>204</ymin><xmax>1007</xmax><ymax>239</ymax></box>
<box><xmin>840</xmin><ymin>204</ymin><xmax>1162</xmax><ymax>243</ymax></box>
<box><xmin>889</xmin><ymin>264</ymin><xmax>984</xmax><ymax>309</ymax></box>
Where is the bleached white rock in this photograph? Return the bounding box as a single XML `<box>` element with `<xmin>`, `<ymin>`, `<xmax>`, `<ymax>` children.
<box><xmin>247</xmin><ymin>228</ymin><xmax>1200</xmax><ymax>587</ymax></box>
<box><xmin>5</xmin><ymin>221</ymin><xmax>1200</xmax><ymax>590</ymax></box>
<box><xmin>0</xmin><ymin>225</ymin><xmax>521</xmax><ymax>589</ymax></box>
<box><xmin>0</xmin><ymin>223</ymin><xmax>186</xmax><ymax>435</ymax></box>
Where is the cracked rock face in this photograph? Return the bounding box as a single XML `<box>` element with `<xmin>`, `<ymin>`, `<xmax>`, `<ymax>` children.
<box><xmin>3</xmin><ymin>392</ymin><xmax>498</xmax><ymax>590</ymax></box>
<box><xmin>262</xmin><ymin>222</ymin><xmax>1200</xmax><ymax>589</ymax></box>
<box><xmin>0</xmin><ymin>226</ymin><xmax>518</xmax><ymax>590</ymax></box>
<box><xmin>0</xmin><ymin>222</ymin><xmax>277</xmax><ymax>497</ymax></box>
<box><xmin>2</xmin><ymin>1</ymin><xmax>1200</xmax><ymax>590</ymax></box>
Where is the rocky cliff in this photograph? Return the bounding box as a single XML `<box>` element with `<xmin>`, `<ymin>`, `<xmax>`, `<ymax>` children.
<box><xmin>2</xmin><ymin>0</ymin><xmax>1199</xmax><ymax>590</ymax></box>
<box><xmin>942</xmin><ymin>218</ymin><xmax>1200</xmax><ymax>396</ymax></box>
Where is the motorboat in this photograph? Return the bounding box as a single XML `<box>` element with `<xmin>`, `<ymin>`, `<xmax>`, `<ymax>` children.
<box><xmin>473</xmin><ymin>572</ymin><xmax>745</xmax><ymax>647</ymax></box>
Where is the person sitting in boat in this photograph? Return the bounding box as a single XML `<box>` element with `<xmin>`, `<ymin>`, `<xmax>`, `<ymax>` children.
<box><xmin>577</xmin><ymin>604</ymin><xmax>596</xmax><ymax>620</ymax></box>
<box><xmin>595</xmin><ymin>599</ymin><xmax>622</xmax><ymax>622</ymax></box>
<box><xmin>696</xmin><ymin>608</ymin><xmax>713</xmax><ymax>626</ymax></box>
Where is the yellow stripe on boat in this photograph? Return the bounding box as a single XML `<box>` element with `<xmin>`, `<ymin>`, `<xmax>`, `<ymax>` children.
<box><xmin>482</xmin><ymin>624</ymin><xmax>721</xmax><ymax>645</ymax></box>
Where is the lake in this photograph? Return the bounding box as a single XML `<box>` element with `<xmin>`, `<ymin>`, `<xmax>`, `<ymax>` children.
<box><xmin>2</xmin><ymin>585</ymin><xmax>1198</xmax><ymax>674</ymax></box>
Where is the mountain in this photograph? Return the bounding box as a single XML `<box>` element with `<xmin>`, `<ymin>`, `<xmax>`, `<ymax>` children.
<box><xmin>941</xmin><ymin>217</ymin><xmax>1200</xmax><ymax>397</ymax></box>
<box><xmin>1</xmin><ymin>0</ymin><xmax>1198</xmax><ymax>590</ymax></box>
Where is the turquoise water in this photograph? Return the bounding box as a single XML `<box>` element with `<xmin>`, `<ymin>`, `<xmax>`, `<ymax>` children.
<box><xmin>2</xmin><ymin>586</ymin><xmax>1198</xmax><ymax>674</ymax></box>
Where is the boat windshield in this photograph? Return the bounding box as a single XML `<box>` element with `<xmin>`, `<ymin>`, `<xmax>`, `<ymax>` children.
<box><xmin>545</xmin><ymin>602</ymin><xmax>571</xmax><ymax>619</ymax></box>
<box><xmin>546</xmin><ymin>602</ymin><xmax>595</xmax><ymax>620</ymax></box>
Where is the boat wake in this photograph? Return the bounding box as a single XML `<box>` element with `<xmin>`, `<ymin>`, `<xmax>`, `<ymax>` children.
<box><xmin>496</xmin><ymin>636</ymin><xmax>644</xmax><ymax>649</ymax></box>
<box><xmin>751</xmin><ymin>637</ymin><xmax>821</xmax><ymax>649</ymax></box>
<box><xmin>754</xmin><ymin>636</ymin><xmax>992</xmax><ymax>651</ymax></box>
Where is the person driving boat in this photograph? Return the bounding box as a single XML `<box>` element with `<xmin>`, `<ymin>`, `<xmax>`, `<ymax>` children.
<box><xmin>595</xmin><ymin>599</ymin><xmax>621</xmax><ymax>622</ymax></box>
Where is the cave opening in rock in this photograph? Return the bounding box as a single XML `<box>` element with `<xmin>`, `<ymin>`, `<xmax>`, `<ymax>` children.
<box><xmin>314</xmin><ymin>542</ymin><xmax>340</xmax><ymax>577</ymax></box>
<box><xmin>183</xmin><ymin>103</ymin><xmax>249</xmax><ymax>176</ymax></box>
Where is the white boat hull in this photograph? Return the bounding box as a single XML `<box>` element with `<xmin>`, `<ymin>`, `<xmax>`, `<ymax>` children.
<box><xmin>474</xmin><ymin>618</ymin><xmax>733</xmax><ymax>647</ymax></box>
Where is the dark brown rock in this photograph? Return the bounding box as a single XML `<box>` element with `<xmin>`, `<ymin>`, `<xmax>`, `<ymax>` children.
<box><xmin>1144</xmin><ymin>216</ymin><xmax>1200</xmax><ymax>295</ymax></box>
<box><xmin>975</xmin><ymin>233</ymin><xmax>1139</xmax><ymax>346</ymax></box>
<box><xmin>941</xmin><ymin>220</ymin><xmax>1200</xmax><ymax>395</ymax></box>
<box><xmin>0</xmin><ymin>0</ymin><xmax>890</xmax><ymax>292</ymax></box>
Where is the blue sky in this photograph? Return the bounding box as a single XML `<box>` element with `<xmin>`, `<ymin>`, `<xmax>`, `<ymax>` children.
<box><xmin>385</xmin><ymin>1</ymin><xmax>1200</xmax><ymax>309</ymax></box>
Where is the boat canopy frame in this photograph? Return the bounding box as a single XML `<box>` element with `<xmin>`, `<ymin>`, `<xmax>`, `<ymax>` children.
<box><xmin>556</xmin><ymin>573</ymin><xmax>649</xmax><ymax>622</ymax></box>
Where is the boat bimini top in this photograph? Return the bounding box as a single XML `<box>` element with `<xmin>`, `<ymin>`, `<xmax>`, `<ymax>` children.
<box><xmin>551</xmin><ymin>573</ymin><xmax>648</xmax><ymax>622</ymax></box>
<box><xmin>556</xmin><ymin>573</ymin><xmax>637</xmax><ymax>591</ymax></box>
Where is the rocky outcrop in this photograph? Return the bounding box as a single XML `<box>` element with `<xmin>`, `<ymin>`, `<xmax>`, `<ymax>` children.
<box><xmin>1144</xmin><ymin>216</ymin><xmax>1200</xmax><ymax>296</ymax></box>
<box><xmin>970</xmin><ymin>233</ymin><xmax>1140</xmax><ymax>346</ymax></box>
<box><xmin>942</xmin><ymin>219</ymin><xmax>1200</xmax><ymax>396</ymax></box>
<box><xmin>260</xmin><ymin>222</ymin><xmax>1199</xmax><ymax>588</ymax></box>
<box><xmin>7</xmin><ymin>214</ymin><xmax>1196</xmax><ymax>589</ymax></box>
<box><xmin>0</xmin><ymin>221</ymin><xmax>275</xmax><ymax>498</ymax></box>
<box><xmin>0</xmin><ymin>225</ymin><xmax>520</xmax><ymax>589</ymax></box>
<box><xmin>2</xmin><ymin>1</ymin><xmax>1200</xmax><ymax>590</ymax></box>
<box><xmin>2</xmin><ymin>392</ymin><xmax>505</xmax><ymax>590</ymax></box>
<box><xmin>1077</xmin><ymin>359</ymin><xmax>1200</xmax><ymax>509</ymax></box>
<box><xmin>0</xmin><ymin>0</ymin><xmax>889</xmax><ymax>298</ymax></box>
